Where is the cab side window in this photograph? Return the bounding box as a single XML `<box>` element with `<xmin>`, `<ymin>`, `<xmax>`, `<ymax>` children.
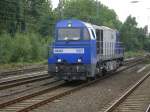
<box><xmin>83</xmin><ymin>28</ymin><xmax>90</xmax><ymax>40</ymax></box>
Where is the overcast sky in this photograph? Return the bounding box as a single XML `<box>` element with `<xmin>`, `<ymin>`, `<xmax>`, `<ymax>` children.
<box><xmin>51</xmin><ymin>0</ymin><xmax>150</xmax><ymax>28</ymax></box>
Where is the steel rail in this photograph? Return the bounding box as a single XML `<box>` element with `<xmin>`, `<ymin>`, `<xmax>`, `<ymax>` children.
<box><xmin>0</xmin><ymin>57</ymin><xmax>145</xmax><ymax>112</ymax></box>
<box><xmin>0</xmin><ymin>65</ymin><xmax>47</xmax><ymax>78</ymax></box>
<box><xmin>0</xmin><ymin>71</ymin><xmax>48</xmax><ymax>85</ymax></box>
<box><xmin>0</xmin><ymin>55</ymin><xmax>145</xmax><ymax>79</ymax></box>
<box><xmin>0</xmin><ymin>74</ymin><xmax>52</xmax><ymax>90</ymax></box>
<box><xmin>0</xmin><ymin>80</ymin><xmax>63</xmax><ymax>109</ymax></box>
<box><xmin>17</xmin><ymin>59</ymin><xmax>146</xmax><ymax>112</ymax></box>
<box><xmin>145</xmin><ymin>104</ymin><xmax>150</xmax><ymax>112</ymax></box>
<box><xmin>103</xmin><ymin>69</ymin><xmax>150</xmax><ymax>112</ymax></box>
<box><xmin>0</xmin><ymin>77</ymin><xmax>59</xmax><ymax>98</ymax></box>
<box><xmin>0</xmin><ymin>56</ymin><xmax>144</xmax><ymax>92</ymax></box>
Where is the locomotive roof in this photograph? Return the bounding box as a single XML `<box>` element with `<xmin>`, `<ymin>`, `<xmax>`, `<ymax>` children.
<box><xmin>56</xmin><ymin>19</ymin><xmax>87</xmax><ymax>28</ymax></box>
<box><xmin>92</xmin><ymin>25</ymin><xmax>114</xmax><ymax>31</ymax></box>
<box><xmin>56</xmin><ymin>19</ymin><xmax>115</xmax><ymax>31</ymax></box>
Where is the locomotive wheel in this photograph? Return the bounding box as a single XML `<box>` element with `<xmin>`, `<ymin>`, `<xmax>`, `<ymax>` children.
<box><xmin>87</xmin><ymin>77</ymin><xmax>96</xmax><ymax>81</ymax></box>
<box><xmin>102</xmin><ymin>68</ymin><xmax>107</xmax><ymax>76</ymax></box>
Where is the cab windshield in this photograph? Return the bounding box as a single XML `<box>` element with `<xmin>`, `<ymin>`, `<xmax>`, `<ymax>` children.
<box><xmin>57</xmin><ymin>28</ymin><xmax>90</xmax><ymax>40</ymax></box>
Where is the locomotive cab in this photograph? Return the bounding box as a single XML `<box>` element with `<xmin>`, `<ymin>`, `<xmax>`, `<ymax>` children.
<box><xmin>48</xmin><ymin>19</ymin><xmax>97</xmax><ymax>80</ymax></box>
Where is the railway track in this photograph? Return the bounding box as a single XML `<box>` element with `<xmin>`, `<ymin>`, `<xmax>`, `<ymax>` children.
<box><xmin>124</xmin><ymin>56</ymin><xmax>147</xmax><ymax>65</ymax></box>
<box><xmin>0</xmin><ymin>55</ymin><xmax>145</xmax><ymax>91</ymax></box>
<box><xmin>0</xmin><ymin>80</ymin><xmax>64</xmax><ymax>110</ymax></box>
<box><xmin>0</xmin><ymin>65</ymin><xmax>47</xmax><ymax>78</ymax></box>
<box><xmin>0</xmin><ymin>55</ymin><xmax>145</xmax><ymax>79</ymax></box>
<box><xmin>146</xmin><ymin>105</ymin><xmax>150</xmax><ymax>112</ymax></box>
<box><xmin>0</xmin><ymin>56</ymin><xmax>146</xmax><ymax>112</ymax></box>
<box><xmin>0</xmin><ymin>78</ymin><xmax>60</xmax><ymax>99</ymax></box>
<box><xmin>99</xmin><ymin>66</ymin><xmax>150</xmax><ymax>112</ymax></box>
<box><xmin>0</xmin><ymin>71</ymin><xmax>49</xmax><ymax>90</ymax></box>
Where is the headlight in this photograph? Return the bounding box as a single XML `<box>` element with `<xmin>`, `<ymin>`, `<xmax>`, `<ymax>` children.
<box><xmin>77</xmin><ymin>59</ymin><xmax>82</xmax><ymax>63</ymax></box>
<box><xmin>57</xmin><ymin>59</ymin><xmax>62</xmax><ymax>62</ymax></box>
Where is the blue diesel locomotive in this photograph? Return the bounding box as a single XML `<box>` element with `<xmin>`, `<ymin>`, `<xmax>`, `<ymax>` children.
<box><xmin>48</xmin><ymin>19</ymin><xmax>124</xmax><ymax>80</ymax></box>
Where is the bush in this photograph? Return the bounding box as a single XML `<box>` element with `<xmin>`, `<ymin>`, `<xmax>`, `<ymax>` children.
<box><xmin>0</xmin><ymin>33</ymin><xmax>51</xmax><ymax>64</ymax></box>
<box><xmin>0</xmin><ymin>33</ymin><xmax>13</xmax><ymax>63</ymax></box>
<box><xmin>11</xmin><ymin>33</ymin><xmax>32</xmax><ymax>62</ymax></box>
<box><xmin>125</xmin><ymin>51</ymin><xmax>145</xmax><ymax>58</ymax></box>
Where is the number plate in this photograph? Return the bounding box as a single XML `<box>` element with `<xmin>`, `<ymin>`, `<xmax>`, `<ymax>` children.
<box><xmin>53</xmin><ymin>48</ymin><xmax>84</xmax><ymax>54</ymax></box>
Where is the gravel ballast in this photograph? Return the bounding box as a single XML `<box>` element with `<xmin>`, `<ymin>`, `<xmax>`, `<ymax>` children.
<box><xmin>31</xmin><ymin>63</ymin><xmax>150</xmax><ymax>112</ymax></box>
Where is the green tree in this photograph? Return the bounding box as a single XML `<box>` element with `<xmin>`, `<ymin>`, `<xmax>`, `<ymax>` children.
<box><xmin>120</xmin><ymin>15</ymin><xmax>146</xmax><ymax>51</ymax></box>
<box><xmin>55</xmin><ymin>0</ymin><xmax>121</xmax><ymax>29</ymax></box>
<box><xmin>0</xmin><ymin>0</ymin><xmax>54</xmax><ymax>36</ymax></box>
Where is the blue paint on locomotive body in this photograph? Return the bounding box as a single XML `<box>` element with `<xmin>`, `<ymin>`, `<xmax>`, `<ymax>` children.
<box><xmin>48</xmin><ymin>40</ymin><xmax>96</xmax><ymax>64</ymax></box>
<box><xmin>48</xmin><ymin>19</ymin><xmax>96</xmax><ymax>65</ymax></box>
